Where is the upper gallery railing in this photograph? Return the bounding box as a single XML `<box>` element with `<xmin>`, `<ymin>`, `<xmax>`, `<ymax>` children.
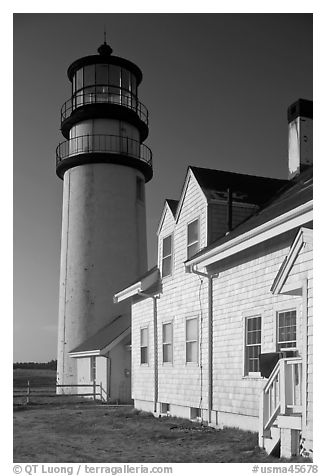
<box><xmin>60</xmin><ymin>86</ymin><xmax>149</xmax><ymax>126</ymax></box>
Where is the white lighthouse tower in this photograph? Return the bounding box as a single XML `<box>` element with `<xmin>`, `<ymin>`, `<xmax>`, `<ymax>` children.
<box><xmin>56</xmin><ymin>39</ymin><xmax>152</xmax><ymax>401</ymax></box>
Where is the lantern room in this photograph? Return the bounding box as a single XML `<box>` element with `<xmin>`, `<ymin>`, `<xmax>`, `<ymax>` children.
<box><xmin>56</xmin><ymin>41</ymin><xmax>152</xmax><ymax>181</ymax></box>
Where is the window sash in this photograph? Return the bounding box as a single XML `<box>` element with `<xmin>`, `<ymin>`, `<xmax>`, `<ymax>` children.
<box><xmin>245</xmin><ymin>316</ymin><xmax>261</xmax><ymax>374</ymax></box>
<box><xmin>163</xmin><ymin>343</ymin><xmax>172</xmax><ymax>363</ymax></box>
<box><xmin>186</xmin><ymin>318</ymin><xmax>198</xmax><ymax>362</ymax></box>
<box><xmin>162</xmin><ymin>235</ymin><xmax>173</xmax><ymax>277</ymax></box>
<box><xmin>90</xmin><ymin>356</ymin><xmax>96</xmax><ymax>381</ymax></box>
<box><xmin>140</xmin><ymin>327</ymin><xmax>148</xmax><ymax>364</ymax></box>
<box><xmin>140</xmin><ymin>327</ymin><xmax>148</xmax><ymax>346</ymax></box>
<box><xmin>186</xmin><ymin>341</ymin><xmax>198</xmax><ymax>363</ymax></box>
<box><xmin>162</xmin><ymin>322</ymin><xmax>173</xmax><ymax>363</ymax></box>
<box><xmin>140</xmin><ymin>347</ymin><xmax>148</xmax><ymax>364</ymax></box>
<box><xmin>277</xmin><ymin>310</ymin><xmax>296</xmax><ymax>350</ymax></box>
<box><xmin>187</xmin><ymin>220</ymin><xmax>199</xmax><ymax>259</ymax></box>
<box><xmin>95</xmin><ymin>63</ymin><xmax>109</xmax><ymax>85</ymax></box>
<box><xmin>186</xmin><ymin>318</ymin><xmax>197</xmax><ymax>341</ymax></box>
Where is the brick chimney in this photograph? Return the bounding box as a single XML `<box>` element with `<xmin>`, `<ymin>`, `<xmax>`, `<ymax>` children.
<box><xmin>287</xmin><ymin>99</ymin><xmax>313</xmax><ymax>179</ymax></box>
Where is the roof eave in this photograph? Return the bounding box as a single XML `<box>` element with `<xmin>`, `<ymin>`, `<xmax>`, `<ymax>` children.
<box><xmin>69</xmin><ymin>349</ymin><xmax>101</xmax><ymax>358</ymax></box>
<box><xmin>114</xmin><ymin>268</ymin><xmax>160</xmax><ymax>302</ymax></box>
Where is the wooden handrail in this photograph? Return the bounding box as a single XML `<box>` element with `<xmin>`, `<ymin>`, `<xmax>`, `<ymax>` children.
<box><xmin>259</xmin><ymin>356</ymin><xmax>303</xmax><ymax>441</ymax></box>
<box><xmin>263</xmin><ymin>360</ymin><xmax>281</xmax><ymax>394</ymax></box>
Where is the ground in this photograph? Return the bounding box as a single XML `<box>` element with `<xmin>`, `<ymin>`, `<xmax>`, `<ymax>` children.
<box><xmin>13</xmin><ymin>369</ymin><xmax>309</xmax><ymax>463</ymax></box>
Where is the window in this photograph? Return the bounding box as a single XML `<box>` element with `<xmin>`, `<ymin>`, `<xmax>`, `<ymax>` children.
<box><xmin>76</xmin><ymin>68</ymin><xmax>83</xmax><ymax>91</ymax></box>
<box><xmin>90</xmin><ymin>356</ymin><xmax>96</xmax><ymax>382</ymax></box>
<box><xmin>186</xmin><ymin>317</ymin><xmax>198</xmax><ymax>363</ymax></box>
<box><xmin>277</xmin><ymin>310</ymin><xmax>296</xmax><ymax>351</ymax></box>
<box><xmin>83</xmin><ymin>64</ymin><xmax>96</xmax><ymax>87</ymax></box>
<box><xmin>162</xmin><ymin>322</ymin><xmax>173</xmax><ymax>363</ymax></box>
<box><xmin>95</xmin><ymin>63</ymin><xmax>109</xmax><ymax>85</ymax></box>
<box><xmin>140</xmin><ymin>327</ymin><xmax>148</xmax><ymax>364</ymax></box>
<box><xmin>190</xmin><ymin>407</ymin><xmax>201</xmax><ymax>420</ymax></box>
<box><xmin>160</xmin><ymin>403</ymin><xmax>170</xmax><ymax>413</ymax></box>
<box><xmin>136</xmin><ymin>177</ymin><xmax>145</xmax><ymax>202</ymax></box>
<box><xmin>162</xmin><ymin>235</ymin><xmax>173</xmax><ymax>278</ymax></box>
<box><xmin>187</xmin><ymin>219</ymin><xmax>199</xmax><ymax>259</ymax></box>
<box><xmin>245</xmin><ymin>315</ymin><xmax>261</xmax><ymax>374</ymax></box>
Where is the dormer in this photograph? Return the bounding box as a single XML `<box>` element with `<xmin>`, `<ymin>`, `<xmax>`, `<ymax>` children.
<box><xmin>156</xmin><ymin>167</ymin><xmax>287</xmax><ymax>280</ymax></box>
<box><xmin>157</xmin><ymin>200</ymin><xmax>178</xmax><ymax>279</ymax></box>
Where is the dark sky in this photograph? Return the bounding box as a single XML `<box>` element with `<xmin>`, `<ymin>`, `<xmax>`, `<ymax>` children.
<box><xmin>13</xmin><ymin>13</ymin><xmax>312</xmax><ymax>362</ymax></box>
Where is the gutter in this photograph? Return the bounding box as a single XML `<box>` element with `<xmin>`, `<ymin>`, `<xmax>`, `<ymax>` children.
<box><xmin>187</xmin><ymin>266</ymin><xmax>218</xmax><ymax>424</ymax></box>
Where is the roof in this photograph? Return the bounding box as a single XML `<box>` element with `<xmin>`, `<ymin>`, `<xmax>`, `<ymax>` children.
<box><xmin>190</xmin><ymin>166</ymin><xmax>287</xmax><ymax>205</ymax></box>
<box><xmin>270</xmin><ymin>226</ymin><xmax>313</xmax><ymax>295</ymax></box>
<box><xmin>116</xmin><ymin>266</ymin><xmax>158</xmax><ymax>293</ymax></box>
<box><xmin>166</xmin><ymin>199</ymin><xmax>179</xmax><ymax>217</ymax></box>
<box><xmin>70</xmin><ymin>314</ymin><xmax>130</xmax><ymax>354</ymax></box>
<box><xmin>186</xmin><ymin>166</ymin><xmax>313</xmax><ymax>263</ymax></box>
<box><xmin>114</xmin><ymin>266</ymin><xmax>160</xmax><ymax>303</ymax></box>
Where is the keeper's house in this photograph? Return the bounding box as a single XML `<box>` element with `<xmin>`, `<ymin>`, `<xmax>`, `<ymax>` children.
<box><xmin>114</xmin><ymin>99</ymin><xmax>313</xmax><ymax>459</ymax></box>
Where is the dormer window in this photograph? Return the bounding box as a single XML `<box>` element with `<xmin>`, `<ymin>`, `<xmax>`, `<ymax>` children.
<box><xmin>162</xmin><ymin>234</ymin><xmax>173</xmax><ymax>278</ymax></box>
<box><xmin>187</xmin><ymin>219</ymin><xmax>199</xmax><ymax>259</ymax></box>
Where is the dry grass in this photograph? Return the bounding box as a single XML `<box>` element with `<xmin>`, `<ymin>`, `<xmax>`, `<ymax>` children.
<box><xmin>13</xmin><ymin>369</ymin><xmax>310</xmax><ymax>463</ymax></box>
<box><xmin>13</xmin><ymin>404</ymin><xmax>308</xmax><ymax>463</ymax></box>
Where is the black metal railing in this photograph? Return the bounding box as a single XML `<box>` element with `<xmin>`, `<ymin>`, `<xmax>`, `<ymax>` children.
<box><xmin>61</xmin><ymin>86</ymin><xmax>149</xmax><ymax>126</ymax></box>
<box><xmin>56</xmin><ymin>134</ymin><xmax>152</xmax><ymax>168</ymax></box>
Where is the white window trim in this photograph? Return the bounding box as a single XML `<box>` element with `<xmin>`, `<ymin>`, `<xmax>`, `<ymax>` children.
<box><xmin>273</xmin><ymin>299</ymin><xmax>301</xmax><ymax>354</ymax></box>
<box><xmin>161</xmin><ymin>233</ymin><xmax>173</xmax><ymax>279</ymax></box>
<box><xmin>90</xmin><ymin>356</ymin><xmax>96</xmax><ymax>382</ymax></box>
<box><xmin>187</xmin><ymin>217</ymin><xmax>200</xmax><ymax>260</ymax></box>
<box><xmin>185</xmin><ymin>316</ymin><xmax>199</xmax><ymax>365</ymax></box>
<box><xmin>162</xmin><ymin>320</ymin><xmax>173</xmax><ymax>364</ymax></box>
<box><xmin>140</xmin><ymin>326</ymin><xmax>149</xmax><ymax>366</ymax></box>
<box><xmin>243</xmin><ymin>313</ymin><xmax>262</xmax><ymax>378</ymax></box>
<box><xmin>276</xmin><ymin>307</ymin><xmax>298</xmax><ymax>353</ymax></box>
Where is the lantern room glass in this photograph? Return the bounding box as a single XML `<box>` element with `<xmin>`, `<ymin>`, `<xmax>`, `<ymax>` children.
<box><xmin>72</xmin><ymin>64</ymin><xmax>137</xmax><ymax>109</ymax></box>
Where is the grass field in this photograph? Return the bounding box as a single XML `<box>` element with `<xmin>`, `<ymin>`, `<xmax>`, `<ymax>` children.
<box><xmin>13</xmin><ymin>404</ymin><xmax>275</xmax><ymax>463</ymax></box>
<box><xmin>13</xmin><ymin>368</ymin><xmax>93</xmax><ymax>405</ymax></box>
<box><xmin>13</xmin><ymin>369</ymin><xmax>310</xmax><ymax>463</ymax></box>
<box><xmin>13</xmin><ymin>368</ymin><xmax>57</xmax><ymax>388</ymax></box>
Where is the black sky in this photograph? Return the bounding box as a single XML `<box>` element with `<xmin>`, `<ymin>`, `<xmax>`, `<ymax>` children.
<box><xmin>13</xmin><ymin>13</ymin><xmax>312</xmax><ymax>361</ymax></box>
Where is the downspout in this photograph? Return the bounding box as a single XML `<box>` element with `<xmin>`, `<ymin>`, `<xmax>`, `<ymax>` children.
<box><xmin>188</xmin><ymin>266</ymin><xmax>218</xmax><ymax>424</ymax></box>
<box><xmin>138</xmin><ymin>292</ymin><xmax>159</xmax><ymax>414</ymax></box>
<box><xmin>227</xmin><ymin>188</ymin><xmax>233</xmax><ymax>232</ymax></box>
<box><xmin>301</xmin><ymin>278</ymin><xmax>308</xmax><ymax>434</ymax></box>
<box><xmin>107</xmin><ymin>355</ymin><xmax>111</xmax><ymax>402</ymax></box>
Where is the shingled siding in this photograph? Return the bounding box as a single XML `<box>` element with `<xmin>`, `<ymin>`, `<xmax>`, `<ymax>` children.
<box><xmin>210</xmin><ymin>240</ymin><xmax>294</xmax><ymax>428</ymax></box>
<box><xmin>158</xmin><ymin>174</ymin><xmax>208</xmax><ymax>410</ymax></box>
<box><xmin>131</xmin><ymin>167</ymin><xmax>312</xmax><ymax>435</ymax></box>
<box><xmin>131</xmin><ymin>297</ymin><xmax>155</xmax><ymax>410</ymax></box>
<box><xmin>209</xmin><ymin>236</ymin><xmax>312</xmax><ymax>432</ymax></box>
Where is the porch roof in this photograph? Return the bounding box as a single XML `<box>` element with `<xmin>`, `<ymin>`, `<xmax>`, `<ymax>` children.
<box><xmin>69</xmin><ymin>314</ymin><xmax>130</xmax><ymax>357</ymax></box>
<box><xmin>114</xmin><ymin>266</ymin><xmax>160</xmax><ymax>303</ymax></box>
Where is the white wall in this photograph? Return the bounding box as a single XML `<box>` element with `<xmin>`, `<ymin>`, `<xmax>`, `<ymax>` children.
<box><xmin>57</xmin><ymin>162</ymin><xmax>147</xmax><ymax>389</ymax></box>
<box><xmin>131</xmin><ymin>167</ymin><xmax>312</xmax><ymax>435</ymax></box>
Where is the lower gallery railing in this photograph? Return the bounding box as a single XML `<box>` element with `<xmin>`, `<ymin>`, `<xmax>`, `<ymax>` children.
<box><xmin>56</xmin><ymin>134</ymin><xmax>152</xmax><ymax>168</ymax></box>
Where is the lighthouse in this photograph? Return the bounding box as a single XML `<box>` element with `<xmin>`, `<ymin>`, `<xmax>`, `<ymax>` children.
<box><xmin>56</xmin><ymin>39</ymin><xmax>152</xmax><ymax>401</ymax></box>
